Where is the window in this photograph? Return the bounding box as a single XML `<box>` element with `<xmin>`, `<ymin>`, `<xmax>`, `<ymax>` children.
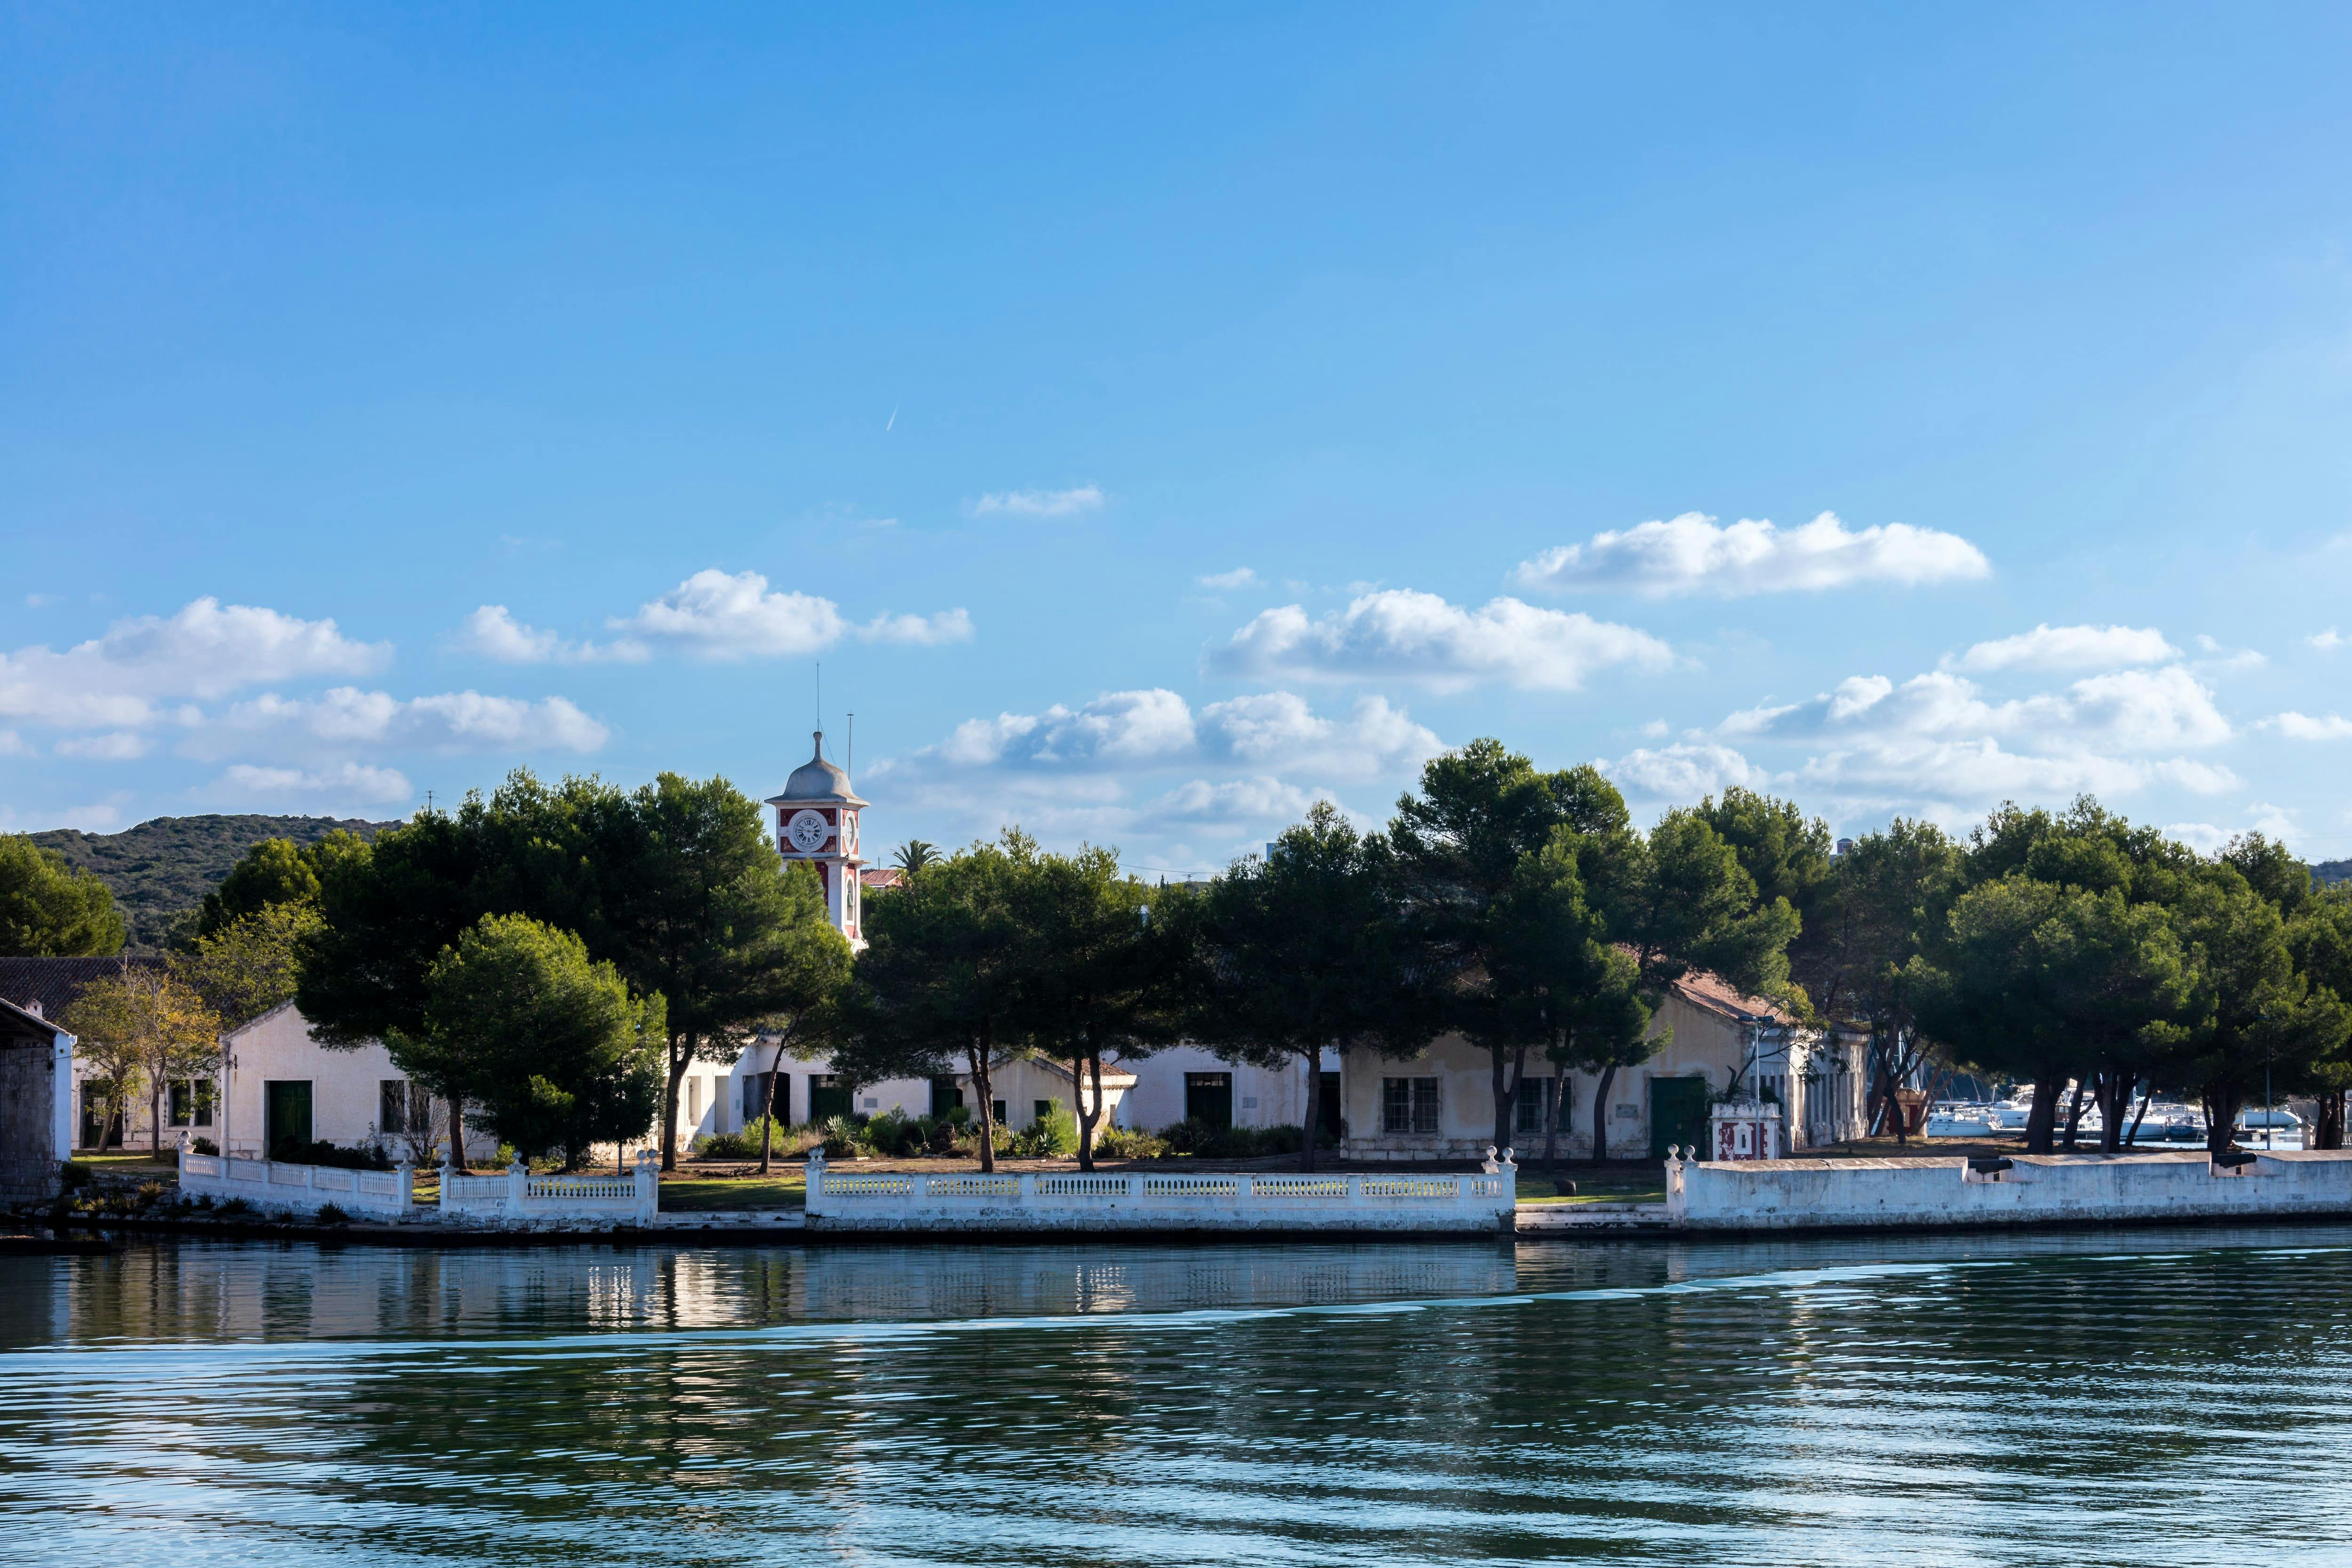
<box><xmin>1033</xmin><ymin>1099</ymin><xmax>1053</xmax><ymax>1126</ymax></box>
<box><xmin>992</xmin><ymin>1099</ymin><xmax>1008</xmax><ymax>1126</ymax></box>
<box><xmin>1515</xmin><ymin>1079</ymin><xmax>1554</xmax><ymax>1137</ymax></box>
<box><xmin>743</xmin><ymin>1072</ymin><xmax>775</xmax><ymax>1123</ymax></box>
<box><xmin>170</xmin><ymin>1078</ymin><xmax>215</xmax><ymax>1128</ymax></box>
<box><xmin>379</xmin><ymin>1080</ymin><xmax>411</xmax><ymax>1134</ymax></box>
<box><xmin>687</xmin><ymin>1075</ymin><xmax>704</xmax><ymax>1123</ymax></box>
<box><xmin>1383</xmin><ymin>1077</ymin><xmax>1440</xmax><ymax>1135</ymax></box>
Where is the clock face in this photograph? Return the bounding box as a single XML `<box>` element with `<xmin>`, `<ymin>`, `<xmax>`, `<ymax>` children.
<box><xmin>785</xmin><ymin>809</ymin><xmax>831</xmax><ymax>854</ymax></box>
<box><xmin>838</xmin><ymin>812</ymin><xmax>858</xmax><ymax>853</ymax></box>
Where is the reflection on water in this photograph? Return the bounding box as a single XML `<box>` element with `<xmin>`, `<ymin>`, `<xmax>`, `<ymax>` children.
<box><xmin>4</xmin><ymin>1227</ymin><xmax>2352</xmax><ymax>1565</ymax></box>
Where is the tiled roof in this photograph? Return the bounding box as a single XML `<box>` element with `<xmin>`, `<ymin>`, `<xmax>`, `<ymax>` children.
<box><xmin>1667</xmin><ymin>968</ymin><xmax>1800</xmax><ymax>1028</ymax></box>
<box><xmin>0</xmin><ymin>955</ymin><xmax>166</xmax><ymax>1019</ymax></box>
<box><xmin>859</xmin><ymin>866</ymin><xmax>904</xmax><ymax>891</ymax></box>
<box><xmin>0</xmin><ymin>993</ymin><xmax>61</xmax><ymax>1043</ymax></box>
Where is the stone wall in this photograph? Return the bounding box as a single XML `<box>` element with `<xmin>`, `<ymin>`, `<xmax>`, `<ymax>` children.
<box><xmin>0</xmin><ymin>1036</ymin><xmax>62</xmax><ymax>1206</ymax></box>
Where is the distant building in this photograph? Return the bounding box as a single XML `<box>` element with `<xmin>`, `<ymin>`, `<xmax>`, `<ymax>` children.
<box><xmin>0</xmin><ymin>995</ymin><xmax>75</xmax><ymax>1203</ymax></box>
<box><xmin>1336</xmin><ymin>970</ymin><xmax>1868</xmax><ymax>1162</ymax></box>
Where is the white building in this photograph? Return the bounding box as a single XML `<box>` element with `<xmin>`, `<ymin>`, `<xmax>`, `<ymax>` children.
<box><xmin>214</xmin><ymin>1001</ymin><xmax>498</xmax><ymax>1161</ymax></box>
<box><xmin>1115</xmin><ymin>1046</ymin><xmax>1342</xmax><ymax>1137</ymax></box>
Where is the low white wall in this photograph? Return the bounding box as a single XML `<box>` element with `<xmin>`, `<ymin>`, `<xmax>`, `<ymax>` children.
<box><xmin>439</xmin><ymin>1154</ymin><xmax>658</xmax><ymax>1229</ymax></box>
<box><xmin>1665</xmin><ymin>1149</ymin><xmax>2352</xmax><ymax>1230</ymax></box>
<box><xmin>803</xmin><ymin>1153</ymin><xmax>1517</xmax><ymax>1233</ymax></box>
<box><xmin>176</xmin><ymin>1148</ymin><xmax>417</xmax><ymax>1220</ymax></box>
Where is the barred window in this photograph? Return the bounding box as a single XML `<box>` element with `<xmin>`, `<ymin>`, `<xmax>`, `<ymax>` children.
<box><xmin>380</xmin><ymin>1080</ymin><xmax>410</xmax><ymax>1134</ymax></box>
<box><xmin>1384</xmin><ymin>1076</ymin><xmax>1441</xmax><ymax>1134</ymax></box>
<box><xmin>1515</xmin><ymin>1079</ymin><xmax>1553</xmax><ymax>1136</ymax></box>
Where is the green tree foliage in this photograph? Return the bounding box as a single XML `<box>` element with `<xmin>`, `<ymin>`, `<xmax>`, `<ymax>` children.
<box><xmin>2289</xmin><ymin>883</ymin><xmax>2352</xmax><ymax>1148</ymax></box>
<box><xmin>27</xmin><ymin>813</ymin><xmax>391</xmax><ymax>953</ymax></box>
<box><xmin>893</xmin><ymin>840</ymin><xmax>940</xmax><ymax>876</ymax></box>
<box><xmin>397</xmin><ymin>914</ymin><xmax>664</xmax><ymax>1168</ymax></box>
<box><xmin>0</xmin><ymin>834</ymin><xmax>126</xmax><ymax>956</ymax></box>
<box><xmin>834</xmin><ymin>835</ymin><xmax>1032</xmax><ymax>1172</ymax></box>
<box><xmin>175</xmin><ymin>900</ymin><xmax>324</xmax><ymax>1026</ymax></box>
<box><xmin>2169</xmin><ymin>875</ymin><xmax>2350</xmax><ymax>1154</ymax></box>
<box><xmin>299</xmin><ymin>769</ymin><xmax>841</xmax><ymax>1170</ymax></box>
<box><xmin>58</xmin><ymin>963</ymin><xmax>222</xmax><ymax>1154</ymax></box>
<box><xmin>1013</xmin><ymin>843</ymin><xmax>1185</xmax><ymax>1170</ymax></box>
<box><xmin>1190</xmin><ymin>803</ymin><xmax>1412</xmax><ymax>1170</ymax></box>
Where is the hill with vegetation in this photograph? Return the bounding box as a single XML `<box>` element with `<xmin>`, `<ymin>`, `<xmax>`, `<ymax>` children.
<box><xmin>25</xmin><ymin>814</ymin><xmax>396</xmax><ymax>951</ymax></box>
<box><xmin>2319</xmin><ymin>859</ymin><xmax>2351</xmax><ymax>888</ymax></box>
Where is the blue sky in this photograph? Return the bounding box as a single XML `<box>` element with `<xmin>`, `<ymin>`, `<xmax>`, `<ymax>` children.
<box><xmin>7</xmin><ymin>4</ymin><xmax>2352</xmax><ymax>871</ymax></box>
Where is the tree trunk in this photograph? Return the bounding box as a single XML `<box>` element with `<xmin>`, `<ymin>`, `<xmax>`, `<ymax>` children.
<box><xmin>2061</xmin><ymin>1078</ymin><xmax>2088</xmax><ymax>1152</ymax></box>
<box><xmin>1589</xmin><ymin>1062</ymin><xmax>1619</xmax><ymax>1168</ymax></box>
<box><xmin>2203</xmin><ymin>1086</ymin><xmax>2247</xmax><ymax>1155</ymax></box>
<box><xmin>2317</xmin><ymin>1089</ymin><xmax>2346</xmax><ymax>1150</ymax></box>
<box><xmin>659</xmin><ymin>1034</ymin><xmax>692</xmax><ymax>1173</ymax></box>
<box><xmin>970</xmin><ymin>1036</ymin><xmax>997</xmax><ymax>1174</ymax></box>
<box><xmin>2094</xmin><ymin>1071</ymin><xmax>2135</xmax><ymax>1155</ymax></box>
<box><xmin>757</xmin><ymin>1036</ymin><xmax>787</xmax><ymax>1175</ymax></box>
<box><xmin>1072</xmin><ymin>1040</ymin><xmax>1104</xmax><ymax>1172</ymax></box>
<box><xmin>1869</xmin><ymin>1031</ymin><xmax>1910</xmax><ymax>1147</ymax></box>
<box><xmin>1540</xmin><ymin>1069</ymin><xmax>1567</xmax><ymax>1172</ymax></box>
<box><xmin>1300</xmin><ymin>1051</ymin><xmax>1321</xmax><ymax>1173</ymax></box>
<box><xmin>2125</xmin><ymin>1083</ymin><xmax>2153</xmax><ymax>1148</ymax></box>
<box><xmin>2023</xmin><ymin>1078</ymin><xmax>2065</xmax><ymax>1156</ymax></box>
<box><xmin>1491</xmin><ymin>1044</ymin><xmax>1526</xmax><ymax>1158</ymax></box>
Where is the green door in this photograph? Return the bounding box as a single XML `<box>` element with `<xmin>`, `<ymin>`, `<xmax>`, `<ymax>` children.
<box><xmin>1650</xmin><ymin>1076</ymin><xmax>1709</xmax><ymax>1160</ymax></box>
<box><xmin>264</xmin><ymin>1080</ymin><xmax>313</xmax><ymax>1157</ymax></box>
<box><xmin>808</xmin><ymin>1074</ymin><xmax>853</xmax><ymax>1123</ymax></box>
<box><xmin>1185</xmin><ymin>1072</ymin><xmax>1233</xmax><ymax>1130</ymax></box>
<box><xmin>929</xmin><ymin>1076</ymin><xmax>963</xmax><ymax>1116</ymax></box>
<box><xmin>1317</xmin><ymin>1071</ymin><xmax>1343</xmax><ymax>1143</ymax></box>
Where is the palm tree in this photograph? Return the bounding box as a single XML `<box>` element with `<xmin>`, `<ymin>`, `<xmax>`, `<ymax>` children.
<box><xmin>894</xmin><ymin>839</ymin><xmax>940</xmax><ymax>877</ymax></box>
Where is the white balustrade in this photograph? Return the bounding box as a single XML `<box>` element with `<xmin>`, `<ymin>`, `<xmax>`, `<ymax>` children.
<box><xmin>437</xmin><ymin>1150</ymin><xmax>659</xmax><ymax>1229</ymax></box>
<box><xmin>176</xmin><ymin>1138</ymin><xmax>417</xmax><ymax>1221</ymax></box>
<box><xmin>802</xmin><ymin>1147</ymin><xmax>1519</xmax><ymax>1232</ymax></box>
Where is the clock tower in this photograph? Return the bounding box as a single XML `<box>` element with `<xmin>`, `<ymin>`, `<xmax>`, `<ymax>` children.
<box><xmin>765</xmin><ymin>730</ymin><xmax>869</xmax><ymax>948</ymax></box>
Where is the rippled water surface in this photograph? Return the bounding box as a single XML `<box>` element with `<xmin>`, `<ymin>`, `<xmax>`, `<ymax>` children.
<box><xmin>4</xmin><ymin>1226</ymin><xmax>2352</xmax><ymax>1565</ymax></box>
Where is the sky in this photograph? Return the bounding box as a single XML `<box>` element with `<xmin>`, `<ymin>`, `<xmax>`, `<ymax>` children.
<box><xmin>6</xmin><ymin>3</ymin><xmax>2352</xmax><ymax>874</ymax></box>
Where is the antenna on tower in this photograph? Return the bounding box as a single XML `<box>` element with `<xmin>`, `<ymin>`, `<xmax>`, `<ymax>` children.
<box><xmin>815</xmin><ymin>661</ymin><xmax>822</xmax><ymax>751</ymax></box>
<box><xmin>848</xmin><ymin>712</ymin><xmax>854</xmax><ymax>779</ymax></box>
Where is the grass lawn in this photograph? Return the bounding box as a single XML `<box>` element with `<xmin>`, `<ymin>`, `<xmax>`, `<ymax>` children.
<box><xmin>1514</xmin><ymin>1168</ymin><xmax>1668</xmax><ymax>1205</ymax></box>
<box><xmin>75</xmin><ymin>1152</ymin><xmax>180</xmax><ymax>1169</ymax></box>
<box><xmin>659</xmin><ymin>1174</ymin><xmax>807</xmax><ymax>1212</ymax></box>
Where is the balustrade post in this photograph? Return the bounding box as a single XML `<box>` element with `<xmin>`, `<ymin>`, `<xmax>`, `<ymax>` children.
<box><xmin>633</xmin><ymin>1148</ymin><xmax>659</xmax><ymax>1226</ymax></box>
<box><xmin>506</xmin><ymin>1157</ymin><xmax>527</xmax><ymax>1216</ymax></box>
<box><xmin>1017</xmin><ymin>1172</ymin><xmax>1035</xmax><ymax>1206</ymax></box>
<box><xmin>803</xmin><ymin>1149</ymin><xmax>827</xmax><ymax>1218</ymax></box>
<box><xmin>437</xmin><ymin>1160</ymin><xmax>457</xmax><ymax>1217</ymax></box>
<box><xmin>394</xmin><ymin>1161</ymin><xmax>414</xmax><ymax>1216</ymax></box>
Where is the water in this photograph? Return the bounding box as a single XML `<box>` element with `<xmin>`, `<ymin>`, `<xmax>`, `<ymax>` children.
<box><xmin>4</xmin><ymin>1226</ymin><xmax>2351</xmax><ymax>1565</ymax></box>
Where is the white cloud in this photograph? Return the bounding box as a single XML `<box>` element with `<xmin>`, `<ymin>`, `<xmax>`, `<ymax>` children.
<box><xmin>2263</xmin><ymin>712</ymin><xmax>2352</xmax><ymax>740</ymax></box>
<box><xmin>1794</xmin><ymin>738</ymin><xmax>2150</xmax><ymax>808</ymax></box>
<box><xmin>2310</xmin><ymin>628</ymin><xmax>2345</xmax><ymax>651</ymax></box>
<box><xmin>1724</xmin><ymin>666</ymin><xmax>2229</xmax><ymax>753</ymax></box>
<box><xmin>472</xmin><ymin>573</ymin><xmax>973</xmax><ymax>663</ymax></box>
<box><xmin>1136</xmin><ymin>776</ymin><xmax>1330</xmax><ymax>829</ymax></box>
<box><xmin>2167</xmin><ymin>803</ymin><xmax>2299</xmax><ymax>854</ymax></box>
<box><xmin>1604</xmin><ymin>743</ymin><xmax>1771</xmax><ymax>802</ymax></box>
<box><xmin>0</xmin><ymin>597</ymin><xmax>389</xmax><ymax>727</ymax></box>
<box><xmin>2148</xmin><ymin>758</ymin><xmax>2242</xmax><ymax>795</ymax></box>
<box><xmin>0</xmin><ymin>730</ymin><xmax>24</xmax><ymax>756</ymax></box>
<box><xmin>1946</xmin><ymin>624</ymin><xmax>2177</xmax><ymax>673</ymax></box>
<box><xmin>54</xmin><ymin>731</ymin><xmax>149</xmax><ymax>761</ymax></box>
<box><xmin>1196</xmin><ymin>567</ymin><xmax>1260</xmax><ymax>590</ymax></box>
<box><xmin>1199</xmin><ymin>692</ymin><xmax>1441</xmax><ymax>778</ymax></box>
<box><xmin>972</xmin><ymin>484</ymin><xmax>1104</xmax><ymax>519</ymax></box>
<box><xmin>457</xmin><ymin>605</ymin><xmax>647</xmax><ymax>666</ymax></box>
<box><xmin>611</xmin><ymin>569</ymin><xmax>848</xmax><ymax>659</ymax></box>
<box><xmin>1213</xmin><ymin>590</ymin><xmax>1673</xmax><ymax>693</ymax></box>
<box><xmin>197</xmin><ymin>688</ymin><xmax>609</xmax><ymax>757</ymax></box>
<box><xmin>860</xmin><ymin>609</ymin><xmax>975</xmax><ymax>646</ymax></box>
<box><xmin>222</xmin><ymin>761</ymin><xmax>413</xmax><ymax>806</ymax></box>
<box><xmin>1511</xmin><ymin>510</ymin><xmax>1990</xmax><ymax>598</ymax></box>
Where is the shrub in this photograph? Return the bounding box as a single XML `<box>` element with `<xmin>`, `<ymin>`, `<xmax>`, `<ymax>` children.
<box><xmin>1009</xmin><ymin>1103</ymin><xmax>1080</xmax><ymax>1158</ymax></box>
<box><xmin>314</xmin><ymin>1202</ymin><xmax>351</xmax><ymax>1226</ymax></box>
<box><xmin>191</xmin><ymin>1137</ymin><xmax>219</xmax><ymax>1156</ymax></box>
<box><xmin>863</xmin><ymin>1109</ymin><xmax>928</xmax><ymax>1158</ymax></box>
<box><xmin>58</xmin><ymin>1160</ymin><xmax>93</xmax><ymax>1192</ymax></box>
<box><xmin>191</xmin><ymin>1193</ymin><xmax>215</xmax><ymax>1210</ymax></box>
<box><xmin>494</xmin><ymin>1143</ymin><xmax>518</xmax><ymax>1169</ymax></box>
<box><xmin>820</xmin><ymin>1114</ymin><xmax>865</xmax><ymax>1157</ymax></box>
<box><xmin>218</xmin><ymin>1197</ymin><xmax>252</xmax><ymax>1217</ymax></box>
<box><xmin>134</xmin><ymin>1180</ymin><xmax>169</xmax><ymax>1212</ymax></box>
<box><xmin>1094</xmin><ymin>1126</ymin><xmax>1168</xmax><ymax>1161</ymax></box>
<box><xmin>270</xmin><ymin>1137</ymin><xmax>393</xmax><ymax>1171</ymax></box>
<box><xmin>1155</xmin><ymin>1121</ymin><xmax>1305</xmax><ymax>1159</ymax></box>
<box><xmin>1161</xmin><ymin>1117</ymin><xmax>1218</xmax><ymax>1155</ymax></box>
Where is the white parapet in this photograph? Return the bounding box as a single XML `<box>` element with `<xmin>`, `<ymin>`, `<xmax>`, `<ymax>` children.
<box><xmin>176</xmin><ymin>1141</ymin><xmax>417</xmax><ymax>1221</ymax></box>
<box><xmin>803</xmin><ymin>1148</ymin><xmax>1519</xmax><ymax>1232</ymax></box>
<box><xmin>1660</xmin><ymin>1146</ymin><xmax>2352</xmax><ymax>1229</ymax></box>
<box><xmin>438</xmin><ymin>1151</ymin><xmax>659</xmax><ymax>1229</ymax></box>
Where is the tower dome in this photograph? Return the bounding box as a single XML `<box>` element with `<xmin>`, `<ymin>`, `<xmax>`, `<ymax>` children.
<box><xmin>770</xmin><ymin>731</ymin><xmax>867</xmax><ymax>807</ymax></box>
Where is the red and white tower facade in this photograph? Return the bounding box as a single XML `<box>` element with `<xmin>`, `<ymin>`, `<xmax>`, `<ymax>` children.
<box><xmin>766</xmin><ymin>730</ymin><xmax>869</xmax><ymax>949</ymax></box>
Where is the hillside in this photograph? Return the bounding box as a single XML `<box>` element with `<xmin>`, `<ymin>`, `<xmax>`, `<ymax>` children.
<box><xmin>2319</xmin><ymin>860</ymin><xmax>2351</xmax><ymax>888</ymax></box>
<box><xmin>25</xmin><ymin>814</ymin><xmax>397</xmax><ymax>951</ymax></box>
